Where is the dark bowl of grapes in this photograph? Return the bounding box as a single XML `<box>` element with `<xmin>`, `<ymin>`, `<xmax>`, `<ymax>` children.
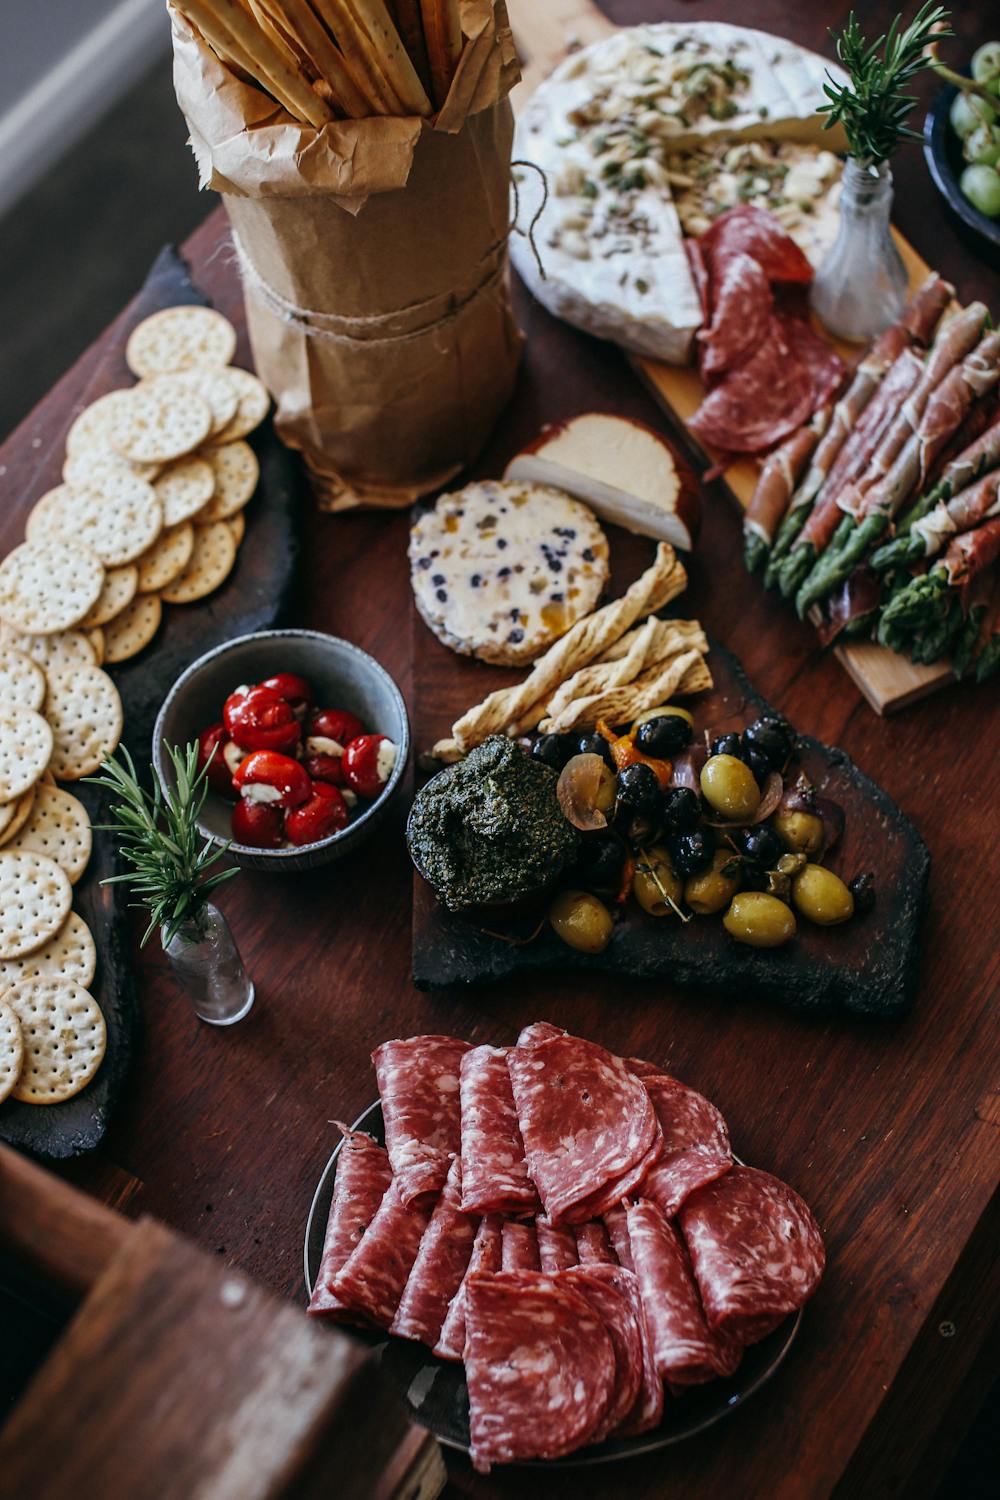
<box><xmin>924</xmin><ymin>45</ymin><xmax>1000</xmax><ymax>257</ymax></box>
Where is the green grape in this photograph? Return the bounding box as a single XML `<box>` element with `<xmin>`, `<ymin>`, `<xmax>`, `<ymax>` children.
<box><xmin>961</xmin><ymin>162</ymin><xmax>1000</xmax><ymax>218</ymax></box>
<box><xmin>966</xmin><ymin>122</ymin><xmax>1000</xmax><ymax>166</ymax></box>
<box><xmin>971</xmin><ymin>42</ymin><xmax>1000</xmax><ymax>84</ymax></box>
<box><xmin>950</xmin><ymin>90</ymin><xmax>995</xmax><ymax>139</ymax></box>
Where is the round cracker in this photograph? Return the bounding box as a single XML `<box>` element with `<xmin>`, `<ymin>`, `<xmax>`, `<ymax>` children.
<box><xmin>102</xmin><ymin>594</ymin><xmax>162</xmax><ymax>663</ymax></box>
<box><xmin>29</xmin><ymin>477</ymin><xmax>162</xmax><ymax>568</ymax></box>
<box><xmin>86</xmin><ymin>628</ymin><xmax>105</xmax><ymax>665</ymax></box>
<box><xmin>154</xmin><ymin>457</ymin><xmax>215</xmax><ymax>526</ymax></box>
<box><xmin>107</xmin><ymin>386</ymin><xmax>212</xmax><ymax>465</ymax></box>
<box><xmin>196</xmin><ymin>441</ymin><xmax>259</xmax><ymax>522</ymax></box>
<box><xmin>0</xmin><ymin>645</ymin><xmax>46</xmax><ymax>712</ymax></box>
<box><xmin>136</xmin><ymin>523</ymin><xmax>195</xmax><ymax>594</ymax></box>
<box><xmin>160</xmin><ymin>522</ymin><xmax>236</xmax><ymax>604</ymax></box>
<box><xmin>80</xmin><ymin>566</ymin><xmax>139</xmax><ymax>629</ymax></box>
<box><xmin>0</xmin><ymin>539</ymin><xmax>104</xmax><ymax>636</ymax></box>
<box><xmin>0</xmin><ymin>999</ymin><xmax>23</xmax><ymax>1105</ymax></box>
<box><xmin>144</xmin><ymin>368</ymin><xmax>238</xmax><ymax>436</ymax></box>
<box><xmin>0</xmin><ymin>710</ymin><xmax>52</xmax><ymax>804</ymax></box>
<box><xmin>3</xmin><ymin>783</ymin><xmax>92</xmax><ymax>884</ymax></box>
<box><xmin>228</xmin><ymin>512</ymin><xmax>246</xmax><ymax>547</ymax></box>
<box><xmin>212</xmin><ymin>367</ymin><xmax>270</xmax><ymax>443</ymax></box>
<box><xmin>126</xmin><ymin>306</ymin><xmax>237</xmax><ymax>378</ymax></box>
<box><xmin>0</xmin><ymin>852</ymin><xmax>73</xmax><ymax>960</ymax></box>
<box><xmin>0</xmin><ymin>627</ymin><xmax>97</xmax><ymax>672</ymax></box>
<box><xmin>44</xmin><ymin>666</ymin><xmax>123</xmax><ymax>780</ymax></box>
<box><xmin>7</xmin><ymin>978</ymin><xmax>105</xmax><ymax>1104</ymax></box>
<box><xmin>63</xmin><ymin>447</ymin><xmax>160</xmax><ymax>488</ymax></box>
<box><xmin>65</xmin><ymin>389</ymin><xmax>139</xmax><ymax>456</ymax></box>
<box><xmin>0</xmin><ymin>911</ymin><xmax>96</xmax><ymax>991</ymax></box>
<box><xmin>0</xmin><ymin>785</ymin><xmax>36</xmax><ymax>847</ymax></box>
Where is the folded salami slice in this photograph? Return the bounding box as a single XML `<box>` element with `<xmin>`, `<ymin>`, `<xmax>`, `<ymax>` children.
<box><xmin>575</xmin><ymin>1220</ymin><xmax>618</xmax><ymax>1266</ymax></box>
<box><xmin>516</xmin><ymin>1020</ymin><xmax>565</xmax><ymax>1047</ymax></box>
<box><xmin>689</xmin><ymin>316</ymin><xmax>820</xmax><ymax>456</ymax></box>
<box><xmin>434</xmin><ymin>1212</ymin><xmax>502</xmax><ymax>1362</ymax></box>
<box><xmin>390</xmin><ymin>1158</ymin><xmax>478</xmax><ymax>1346</ymax></box>
<box><xmin>464</xmin><ymin>1271</ymin><xmax>616</xmax><ymax>1471</ymax></box>
<box><xmin>698</xmin><ymin>251</ymin><xmax>773</xmax><ymax>380</ymax></box>
<box><xmin>603</xmin><ymin>1205</ymin><xmax>635</xmax><ymax>1271</ymax></box>
<box><xmin>609</xmin><ymin>1267</ymin><xmax>665</xmax><ymax>1438</ymax></box>
<box><xmin>373</xmin><ymin>1035</ymin><xmax>470</xmax><ymax>1207</ymax></box>
<box><xmin>308</xmin><ymin>1126</ymin><xmax>392</xmax><ymax>1318</ymax></box>
<box><xmin>561</xmin><ymin>1266</ymin><xmax>644</xmax><ymax>1442</ymax></box>
<box><xmin>331</xmin><ymin>1177</ymin><xmax>435</xmax><ymax>1329</ymax></box>
<box><xmin>679</xmin><ymin>1166</ymin><xmax>825</xmax><ymax>1345</ymax></box>
<box><xmin>508</xmin><ymin>1032</ymin><xmax>660</xmax><ymax>1226</ymax></box>
<box><xmin>701</xmin><ymin>204</ymin><xmax>813</xmax><ymax>285</ymax></box>
<box><xmin>459</xmin><ymin>1044</ymin><xmax>538</xmax><ymax>1216</ymax></box>
<box><xmin>536</xmin><ymin>1214</ymin><xmax>578</xmax><ymax>1273</ymax></box>
<box><xmin>638</xmin><ymin>1074</ymin><xmax>732</xmax><ymax>1217</ymax></box>
<box><xmin>627</xmin><ymin>1198</ymin><xmax>740</xmax><ymax>1388</ymax></box>
<box><xmin>501</xmin><ymin>1218</ymin><xmax>541</xmax><ymax>1271</ymax></box>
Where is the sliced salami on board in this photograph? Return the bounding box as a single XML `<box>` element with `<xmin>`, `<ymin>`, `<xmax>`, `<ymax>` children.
<box><xmin>308</xmin><ymin>1126</ymin><xmax>392</xmax><ymax>1318</ymax></box>
<box><xmin>627</xmin><ymin>1198</ymin><xmax>741</xmax><ymax>1388</ymax></box>
<box><xmin>561</xmin><ymin>1265</ymin><xmax>644</xmax><ymax>1442</ymax></box>
<box><xmin>464</xmin><ymin>1270</ymin><xmax>617</xmax><ymax>1471</ymax></box>
<box><xmin>638</xmin><ymin>1073</ymin><xmax>733</xmax><ymax>1217</ymax></box>
<box><xmin>390</xmin><ymin>1157</ymin><xmax>478</xmax><ymax>1347</ymax></box>
<box><xmin>679</xmin><ymin>1165</ymin><xmax>826</xmax><ymax>1344</ymax></box>
<box><xmin>373</xmin><ymin>1034</ymin><xmax>470</xmax><ymax>1207</ymax></box>
<box><xmin>508</xmin><ymin>1032</ymin><xmax>660</xmax><ymax>1225</ymax></box>
<box><xmin>460</xmin><ymin>1043</ymin><xmax>538</xmax><ymax>1216</ymax></box>
<box><xmin>434</xmin><ymin>1211</ymin><xmax>503</xmax><ymax>1363</ymax></box>
<box><xmin>330</xmin><ymin>1177</ymin><xmax>434</xmax><ymax>1329</ymax></box>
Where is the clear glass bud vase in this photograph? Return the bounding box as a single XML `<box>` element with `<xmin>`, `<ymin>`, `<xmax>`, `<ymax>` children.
<box><xmin>161</xmin><ymin>903</ymin><xmax>254</xmax><ymax>1026</ymax></box>
<box><xmin>810</xmin><ymin>159</ymin><xmax>908</xmax><ymax>343</ymax></box>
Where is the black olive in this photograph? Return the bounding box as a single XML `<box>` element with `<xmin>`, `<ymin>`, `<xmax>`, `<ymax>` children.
<box><xmin>743</xmin><ymin>719</ymin><xmax>793</xmax><ymax>766</ymax></box>
<box><xmin>616</xmin><ymin>762</ymin><xmax>661</xmax><ymax>815</ymax></box>
<box><xmin>742</xmin><ymin>743</ymin><xmax>773</xmax><ymax>784</ymax></box>
<box><xmin>532</xmin><ymin>733</ymin><xmax>572</xmax><ymax>771</ymax></box>
<box><xmin>574</xmin><ymin>835</ymin><xmax>628</xmax><ymax>894</ymax></box>
<box><xmin>661</xmin><ymin>786</ymin><xmax>701</xmax><ymax>833</ymax></box>
<box><xmin>576</xmin><ymin>732</ymin><xmax>616</xmax><ymax>769</ymax></box>
<box><xmin>738</xmin><ymin>825</ymin><xmax>783</xmax><ymax>865</ymax></box>
<box><xmin>710</xmin><ymin>731</ymin><xmax>744</xmax><ymax>760</ymax></box>
<box><xmin>668</xmin><ymin>828</ymin><xmax>713</xmax><ymax>876</ymax></box>
<box><xmin>635</xmin><ymin>715</ymin><xmax>692</xmax><ymax>757</ymax></box>
<box><xmin>848</xmin><ymin>872</ymin><xmax>876</xmax><ymax>915</ymax></box>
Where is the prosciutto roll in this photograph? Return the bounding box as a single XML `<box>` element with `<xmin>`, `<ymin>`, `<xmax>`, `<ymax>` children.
<box><xmin>459</xmin><ymin>1044</ymin><xmax>538</xmax><ymax>1216</ymax></box>
<box><xmin>744</xmin><ymin>410</ymin><xmax>829</xmax><ymax>556</ymax></box>
<box><xmin>508</xmin><ymin>1032</ymin><xmax>661</xmax><ymax>1226</ymax></box>
<box><xmin>464</xmin><ymin>1271</ymin><xmax>616</xmax><ymax>1471</ymax></box>
<box><xmin>330</xmin><ymin>1177</ymin><xmax>435</xmax><ymax>1329</ymax></box>
<box><xmin>626</xmin><ymin>1198</ymin><xmax>740</xmax><ymax>1387</ymax></box>
<box><xmin>536</xmin><ymin>1214</ymin><xmax>578</xmax><ymax>1273</ymax></box>
<box><xmin>391</xmin><ymin>1158</ymin><xmax>478</xmax><ymax>1347</ymax></box>
<box><xmin>373</xmin><ymin>1034</ymin><xmax>470</xmax><ymax>1206</ymax></box>
<box><xmin>679</xmin><ymin>1166</ymin><xmax>825</xmax><ymax>1346</ymax></box>
<box><xmin>638</xmin><ymin>1073</ymin><xmax>733</xmax><ymax>1217</ymax></box>
<box><xmin>308</xmin><ymin>1126</ymin><xmax>392</xmax><ymax>1318</ymax></box>
<box><xmin>434</xmin><ymin>1212</ymin><xmax>502</xmax><ymax>1362</ymax></box>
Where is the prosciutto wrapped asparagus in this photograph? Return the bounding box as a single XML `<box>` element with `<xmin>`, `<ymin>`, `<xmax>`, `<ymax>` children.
<box><xmin>872</xmin><ymin>414</ymin><xmax>1000</xmax><ymax>570</ymax></box>
<box><xmin>743</xmin><ymin>409</ymin><xmax>829</xmax><ymax>573</ymax></box>
<box><xmin>877</xmin><ymin>515</ymin><xmax>1000</xmax><ymax>652</ymax></box>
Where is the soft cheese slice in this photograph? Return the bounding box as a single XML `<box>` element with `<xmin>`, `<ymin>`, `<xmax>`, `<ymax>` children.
<box><xmin>506</xmin><ymin>415</ymin><xmax>701</xmax><ymax>551</ymax></box>
<box><xmin>512</xmin><ymin>21</ymin><xmax>848</xmax><ymax>364</ymax></box>
<box><xmin>409</xmin><ymin>480</ymin><xmax>610</xmax><ymax>666</ymax></box>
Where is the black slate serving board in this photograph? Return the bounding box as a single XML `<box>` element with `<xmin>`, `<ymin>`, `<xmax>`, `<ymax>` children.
<box><xmin>412</xmin><ymin>644</ymin><xmax>930</xmax><ymax>1019</ymax></box>
<box><xmin>0</xmin><ymin>245</ymin><xmax>302</xmax><ymax>1158</ymax></box>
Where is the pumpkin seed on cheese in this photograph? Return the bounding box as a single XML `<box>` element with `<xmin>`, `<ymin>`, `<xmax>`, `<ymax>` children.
<box><xmin>409</xmin><ymin>480</ymin><xmax>609</xmax><ymax>667</ymax></box>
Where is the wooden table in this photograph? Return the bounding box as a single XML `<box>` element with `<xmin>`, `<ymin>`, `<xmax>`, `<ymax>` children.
<box><xmin>1</xmin><ymin>4</ymin><xmax>997</xmax><ymax>1498</ymax></box>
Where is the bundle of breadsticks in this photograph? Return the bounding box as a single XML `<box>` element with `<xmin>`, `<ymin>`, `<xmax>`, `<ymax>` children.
<box><xmin>431</xmin><ymin>545</ymin><xmax>713</xmax><ymax>762</ymax></box>
<box><xmin>172</xmin><ymin>0</ymin><xmax>464</xmax><ymax>124</ymax></box>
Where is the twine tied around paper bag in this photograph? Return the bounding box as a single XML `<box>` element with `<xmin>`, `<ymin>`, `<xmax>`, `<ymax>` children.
<box><xmin>509</xmin><ymin>160</ymin><xmax>549</xmax><ymax>281</ymax></box>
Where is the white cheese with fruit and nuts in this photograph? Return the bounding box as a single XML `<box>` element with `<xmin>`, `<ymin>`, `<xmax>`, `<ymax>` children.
<box><xmin>511</xmin><ymin>21</ymin><xmax>847</xmax><ymax>363</ymax></box>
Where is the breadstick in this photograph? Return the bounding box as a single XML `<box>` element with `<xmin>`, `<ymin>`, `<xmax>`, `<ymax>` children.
<box><xmin>543</xmin><ymin>620</ymin><xmax>708</xmax><ymax>722</ymax></box>
<box><xmin>449</xmin><ymin>545</ymin><xmax>686</xmax><ymax>752</ymax></box>
<box><xmin>387</xmin><ymin>0</ymin><xmax>432</xmax><ymax>94</ymax></box>
<box><xmin>257</xmin><ymin>0</ymin><xmax>372</xmax><ymax>116</ymax></box>
<box><xmin>311</xmin><ymin>0</ymin><xmax>405</xmax><ymax>113</ymax></box>
<box><xmin>349</xmin><ymin>0</ymin><xmax>432</xmax><ymax>115</ymax></box>
<box><xmin>177</xmin><ymin>0</ymin><xmax>334</xmax><ymax>126</ymax></box>
<box><xmin>596</xmin><ymin>618</ymin><xmax>708</xmax><ymax>665</ymax></box>
<box><xmin>245</xmin><ymin>0</ymin><xmax>315</xmax><ymax>77</ymax></box>
<box><xmin>420</xmin><ymin>0</ymin><xmax>462</xmax><ymax>108</ymax></box>
<box><xmin>539</xmin><ymin>649</ymin><xmax>710</xmax><ymax>734</ymax></box>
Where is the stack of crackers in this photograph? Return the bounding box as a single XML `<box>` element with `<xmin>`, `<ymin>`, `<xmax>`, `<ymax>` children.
<box><xmin>5</xmin><ymin>305</ymin><xmax>270</xmax><ymax>670</ymax></box>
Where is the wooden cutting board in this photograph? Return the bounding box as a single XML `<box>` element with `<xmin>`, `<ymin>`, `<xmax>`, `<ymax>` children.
<box><xmin>506</xmin><ymin>0</ymin><xmax>953</xmax><ymax>714</ymax></box>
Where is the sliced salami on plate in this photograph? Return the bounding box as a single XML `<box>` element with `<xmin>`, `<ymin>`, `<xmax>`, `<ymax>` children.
<box><xmin>434</xmin><ymin>1211</ymin><xmax>503</xmax><ymax>1363</ymax></box>
<box><xmin>459</xmin><ymin>1043</ymin><xmax>538</xmax><ymax>1216</ymax></box>
<box><xmin>575</xmin><ymin>1219</ymin><xmax>618</xmax><ymax>1267</ymax></box>
<box><xmin>561</xmin><ymin>1265</ymin><xmax>645</xmax><ymax>1443</ymax></box>
<box><xmin>637</xmin><ymin>1073</ymin><xmax>733</xmax><ymax>1217</ymax></box>
<box><xmin>536</xmin><ymin>1214</ymin><xmax>578</xmax><ymax>1273</ymax></box>
<box><xmin>330</xmin><ymin>1177</ymin><xmax>434</xmax><ymax>1329</ymax></box>
<box><xmin>390</xmin><ymin>1157</ymin><xmax>478</xmax><ymax>1347</ymax></box>
<box><xmin>373</xmin><ymin>1034</ymin><xmax>470</xmax><ymax>1207</ymax></box>
<box><xmin>307</xmin><ymin>1125</ymin><xmax>392</xmax><ymax>1319</ymax></box>
<box><xmin>501</xmin><ymin>1217</ymin><xmax>541</xmax><ymax>1271</ymax></box>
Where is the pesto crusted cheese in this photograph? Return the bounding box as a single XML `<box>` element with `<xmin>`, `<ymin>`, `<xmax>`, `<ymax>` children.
<box><xmin>406</xmin><ymin>736</ymin><xmax>579</xmax><ymax>913</ymax></box>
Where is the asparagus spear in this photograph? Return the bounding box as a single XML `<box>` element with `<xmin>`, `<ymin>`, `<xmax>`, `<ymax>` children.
<box><xmin>796</xmin><ymin>511</ymin><xmax>891</xmax><ymax>617</ymax></box>
<box><xmin>743</xmin><ymin>413</ymin><xmax>829</xmax><ymax>575</ymax></box>
<box><xmin>877</xmin><ymin>515</ymin><xmax>1000</xmax><ymax>645</ymax></box>
<box><xmin>911</xmin><ymin>596</ymin><xmax>963</xmax><ymax>663</ymax></box>
<box><xmin>872</xmin><ymin>417</ymin><xmax>1000</xmax><ymax>570</ymax></box>
<box><xmin>975</xmin><ymin>634</ymin><xmax>1000</xmax><ymax>681</ymax></box>
<box><xmin>952</xmin><ymin>603</ymin><xmax>988</xmax><ymax>678</ymax></box>
<box><xmin>780</xmin><ymin>514</ymin><xmax>852</xmax><ymax>600</ymax></box>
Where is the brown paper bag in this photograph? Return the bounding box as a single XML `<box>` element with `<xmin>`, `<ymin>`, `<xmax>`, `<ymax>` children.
<box><xmin>170</xmin><ymin>1</ymin><xmax>523</xmax><ymax>510</ymax></box>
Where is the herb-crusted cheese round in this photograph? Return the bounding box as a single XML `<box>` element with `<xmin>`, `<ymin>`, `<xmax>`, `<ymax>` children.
<box><xmin>409</xmin><ymin>480</ymin><xmax>609</xmax><ymax>666</ymax></box>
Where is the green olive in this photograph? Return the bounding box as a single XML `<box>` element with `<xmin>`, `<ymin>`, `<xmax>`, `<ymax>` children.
<box><xmin>772</xmin><ymin>809</ymin><xmax>824</xmax><ymax>854</ymax></box>
<box><xmin>684</xmin><ymin>848</ymin><xmax>742</xmax><ymax>915</ymax></box>
<box><xmin>792</xmin><ymin>864</ymin><xmax>854</xmax><ymax>926</ymax></box>
<box><xmin>700</xmin><ymin>754</ymin><xmax>761</xmax><ymax>820</ymax></box>
<box><xmin>630</xmin><ymin>703</ymin><xmax>695</xmax><ymax>735</ymax></box>
<box><xmin>549</xmin><ymin>889</ymin><xmax>613</xmax><ymax>952</ymax></box>
<box><xmin>723</xmin><ymin>892</ymin><xmax>796</xmax><ymax>948</ymax></box>
<box><xmin>632</xmin><ymin>846</ymin><xmax>682</xmax><ymax>916</ymax></box>
<box><xmin>594</xmin><ymin>763</ymin><xmax>617</xmax><ymax>815</ymax></box>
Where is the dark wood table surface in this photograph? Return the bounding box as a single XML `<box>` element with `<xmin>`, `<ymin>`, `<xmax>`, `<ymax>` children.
<box><xmin>2</xmin><ymin>4</ymin><xmax>998</xmax><ymax>1498</ymax></box>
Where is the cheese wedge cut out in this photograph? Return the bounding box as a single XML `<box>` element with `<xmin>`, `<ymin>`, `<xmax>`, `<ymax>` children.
<box><xmin>506</xmin><ymin>414</ymin><xmax>701</xmax><ymax>551</ymax></box>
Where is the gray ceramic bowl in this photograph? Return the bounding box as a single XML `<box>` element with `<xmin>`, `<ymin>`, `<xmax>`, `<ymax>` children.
<box><xmin>152</xmin><ymin>629</ymin><xmax>409</xmax><ymax>872</ymax></box>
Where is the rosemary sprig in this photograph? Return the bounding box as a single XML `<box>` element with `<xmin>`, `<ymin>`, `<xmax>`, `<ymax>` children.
<box><xmin>820</xmin><ymin>4</ymin><xmax>952</xmax><ymax>167</ymax></box>
<box><xmin>86</xmin><ymin>742</ymin><xmax>237</xmax><ymax>947</ymax></box>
